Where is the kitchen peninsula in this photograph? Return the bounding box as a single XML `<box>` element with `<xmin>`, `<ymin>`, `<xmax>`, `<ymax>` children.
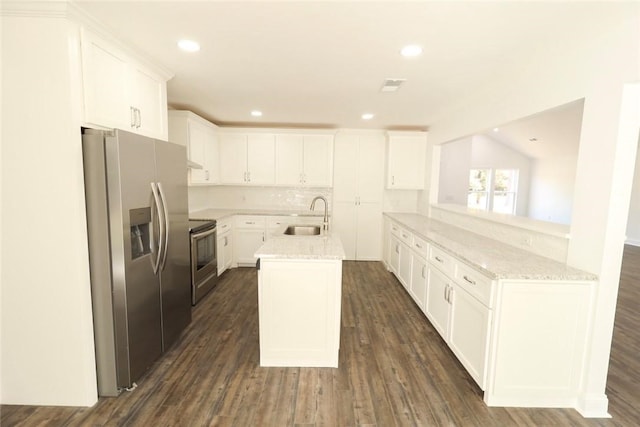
<box><xmin>255</xmin><ymin>227</ymin><xmax>346</xmax><ymax>368</ymax></box>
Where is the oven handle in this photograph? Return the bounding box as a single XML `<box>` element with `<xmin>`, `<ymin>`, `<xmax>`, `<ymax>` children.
<box><xmin>150</xmin><ymin>182</ymin><xmax>164</xmax><ymax>274</ymax></box>
<box><xmin>157</xmin><ymin>182</ymin><xmax>170</xmax><ymax>271</ymax></box>
<box><xmin>192</xmin><ymin>226</ymin><xmax>217</xmax><ymax>240</ymax></box>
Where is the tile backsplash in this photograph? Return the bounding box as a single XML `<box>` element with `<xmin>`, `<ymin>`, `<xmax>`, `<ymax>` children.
<box><xmin>189</xmin><ymin>186</ymin><xmax>333</xmax><ymax>212</ymax></box>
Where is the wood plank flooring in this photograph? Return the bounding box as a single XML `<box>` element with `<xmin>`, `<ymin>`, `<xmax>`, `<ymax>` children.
<box><xmin>2</xmin><ymin>253</ymin><xmax>639</xmax><ymax>426</ymax></box>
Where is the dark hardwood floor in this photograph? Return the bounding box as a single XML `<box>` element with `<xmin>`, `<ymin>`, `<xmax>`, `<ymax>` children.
<box><xmin>2</xmin><ymin>250</ymin><xmax>639</xmax><ymax>426</ymax></box>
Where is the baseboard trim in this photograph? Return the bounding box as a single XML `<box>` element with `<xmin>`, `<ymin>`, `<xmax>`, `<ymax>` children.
<box><xmin>576</xmin><ymin>394</ymin><xmax>611</xmax><ymax>418</ymax></box>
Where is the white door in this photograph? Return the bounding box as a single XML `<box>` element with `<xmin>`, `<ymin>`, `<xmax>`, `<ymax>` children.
<box><xmin>398</xmin><ymin>242</ymin><xmax>412</xmax><ymax>291</ymax></box>
<box><xmin>355</xmin><ymin>202</ymin><xmax>383</xmax><ymax>261</ymax></box>
<box><xmin>358</xmin><ymin>134</ymin><xmax>385</xmax><ymax>203</ymax></box>
<box><xmin>82</xmin><ymin>30</ymin><xmax>129</xmax><ymax>130</ymax></box>
<box><xmin>275</xmin><ymin>134</ymin><xmax>303</xmax><ymax>185</ymax></box>
<box><xmin>247</xmin><ymin>134</ymin><xmax>276</xmax><ymax>184</ymax></box>
<box><xmin>129</xmin><ymin>65</ymin><xmax>166</xmax><ymax>139</ymax></box>
<box><xmin>426</xmin><ymin>266</ymin><xmax>451</xmax><ymax>340</ymax></box>
<box><xmin>188</xmin><ymin>121</ymin><xmax>209</xmax><ymax>184</ymax></box>
<box><xmin>303</xmin><ymin>135</ymin><xmax>332</xmax><ymax>186</ymax></box>
<box><xmin>219</xmin><ymin>134</ymin><xmax>247</xmax><ymax>184</ymax></box>
<box><xmin>234</xmin><ymin>229</ymin><xmax>264</xmax><ymax>265</ymax></box>
<box><xmin>448</xmin><ymin>285</ymin><xmax>491</xmax><ymax>389</ymax></box>
<box><xmin>410</xmin><ymin>255</ymin><xmax>428</xmax><ymax>312</ymax></box>
<box><xmin>332</xmin><ymin>201</ymin><xmax>357</xmax><ymax>259</ymax></box>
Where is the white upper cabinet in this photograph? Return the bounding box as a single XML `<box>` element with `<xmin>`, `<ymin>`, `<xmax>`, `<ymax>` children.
<box><xmin>386</xmin><ymin>131</ymin><xmax>427</xmax><ymax>189</ymax></box>
<box><xmin>81</xmin><ymin>29</ymin><xmax>169</xmax><ymax>140</ymax></box>
<box><xmin>168</xmin><ymin>111</ymin><xmax>219</xmax><ymax>185</ymax></box>
<box><xmin>219</xmin><ymin>132</ymin><xmax>276</xmax><ymax>185</ymax></box>
<box><xmin>275</xmin><ymin>133</ymin><xmax>333</xmax><ymax>187</ymax></box>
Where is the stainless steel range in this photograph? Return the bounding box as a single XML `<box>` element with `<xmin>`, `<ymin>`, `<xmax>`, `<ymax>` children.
<box><xmin>189</xmin><ymin>220</ymin><xmax>218</xmax><ymax>305</ymax></box>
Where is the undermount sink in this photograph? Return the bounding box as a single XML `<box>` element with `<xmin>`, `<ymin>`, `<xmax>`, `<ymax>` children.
<box><xmin>283</xmin><ymin>225</ymin><xmax>321</xmax><ymax>236</ymax></box>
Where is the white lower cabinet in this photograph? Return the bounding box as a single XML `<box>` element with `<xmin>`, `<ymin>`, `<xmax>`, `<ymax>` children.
<box><xmin>216</xmin><ymin>218</ymin><xmax>233</xmax><ymax>275</ymax></box>
<box><xmin>397</xmin><ymin>241</ymin><xmax>412</xmax><ymax>291</ymax></box>
<box><xmin>385</xmin><ymin>216</ymin><xmax>596</xmax><ymax>409</ymax></box>
<box><xmin>234</xmin><ymin>216</ymin><xmax>266</xmax><ymax>266</ymax></box>
<box><xmin>449</xmin><ymin>283</ymin><xmax>491</xmax><ymax>389</ymax></box>
<box><xmin>425</xmin><ymin>265</ymin><xmax>451</xmax><ymax>339</ymax></box>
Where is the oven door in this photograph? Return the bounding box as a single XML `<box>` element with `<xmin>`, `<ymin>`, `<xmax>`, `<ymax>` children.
<box><xmin>190</xmin><ymin>226</ymin><xmax>218</xmax><ymax>301</ymax></box>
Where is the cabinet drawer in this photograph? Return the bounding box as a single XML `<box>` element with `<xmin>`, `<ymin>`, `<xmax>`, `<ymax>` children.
<box><xmin>398</xmin><ymin>227</ymin><xmax>412</xmax><ymax>246</ymax></box>
<box><xmin>390</xmin><ymin>221</ymin><xmax>402</xmax><ymax>238</ymax></box>
<box><xmin>235</xmin><ymin>216</ymin><xmax>266</xmax><ymax>229</ymax></box>
<box><xmin>455</xmin><ymin>262</ymin><xmax>494</xmax><ymax>308</ymax></box>
<box><xmin>217</xmin><ymin>217</ymin><xmax>233</xmax><ymax>234</ymax></box>
<box><xmin>267</xmin><ymin>216</ymin><xmax>291</xmax><ymax>228</ymax></box>
<box><xmin>412</xmin><ymin>235</ymin><xmax>429</xmax><ymax>258</ymax></box>
<box><xmin>429</xmin><ymin>245</ymin><xmax>455</xmax><ymax>277</ymax></box>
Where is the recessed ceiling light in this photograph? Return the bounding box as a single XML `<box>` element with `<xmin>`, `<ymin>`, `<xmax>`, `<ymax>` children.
<box><xmin>400</xmin><ymin>44</ymin><xmax>422</xmax><ymax>57</ymax></box>
<box><xmin>251</xmin><ymin>110</ymin><xmax>263</xmax><ymax>117</ymax></box>
<box><xmin>362</xmin><ymin>113</ymin><xmax>374</xmax><ymax>120</ymax></box>
<box><xmin>493</xmin><ymin>127</ymin><xmax>500</xmax><ymax>132</ymax></box>
<box><xmin>178</xmin><ymin>39</ymin><xmax>200</xmax><ymax>52</ymax></box>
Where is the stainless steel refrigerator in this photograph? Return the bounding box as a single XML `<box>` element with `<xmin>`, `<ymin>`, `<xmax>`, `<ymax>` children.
<box><xmin>82</xmin><ymin>128</ymin><xmax>191</xmax><ymax>396</ymax></box>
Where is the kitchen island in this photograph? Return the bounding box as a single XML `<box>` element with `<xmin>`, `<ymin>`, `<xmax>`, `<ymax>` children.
<box><xmin>254</xmin><ymin>227</ymin><xmax>345</xmax><ymax>368</ymax></box>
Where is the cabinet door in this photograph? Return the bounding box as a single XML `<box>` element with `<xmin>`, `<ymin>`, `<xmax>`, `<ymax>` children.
<box><xmin>389</xmin><ymin>234</ymin><xmax>400</xmax><ymax>274</ymax></box>
<box><xmin>129</xmin><ymin>65</ymin><xmax>167</xmax><ymax>139</ymax></box>
<box><xmin>188</xmin><ymin>121</ymin><xmax>210</xmax><ymax>184</ymax></box>
<box><xmin>219</xmin><ymin>134</ymin><xmax>248</xmax><ymax>184</ymax></box>
<box><xmin>387</xmin><ymin>135</ymin><xmax>426</xmax><ymax>189</ymax></box>
<box><xmin>449</xmin><ymin>285</ymin><xmax>491</xmax><ymax>390</ymax></box>
<box><xmin>410</xmin><ymin>254</ymin><xmax>428</xmax><ymax>312</ymax></box>
<box><xmin>355</xmin><ymin>202</ymin><xmax>383</xmax><ymax>261</ymax></box>
<box><xmin>426</xmin><ymin>266</ymin><xmax>450</xmax><ymax>340</ymax></box>
<box><xmin>303</xmin><ymin>135</ymin><xmax>332</xmax><ymax>186</ymax></box>
<box><xmin>275</xmin><ymin>134</ymin><xmax>304</xmax><ymax>185</ymax></box>
<box><xmin>332</xmin><ymin>134</ymin><xmax>358</xmax><ymax>202</ymax></box>
<box><xmin>81</xmin><ymin>30</ymin><xmax>130</xmax><ymax>130</ymax></box>
<box><xmin>247</xmin><ymin>134</ymin><xmax>275</xmax><ymax>185</ymax></box>
<box><xmin>217</xmin><ymin>232</ymin><xmax>233</xmax><ymax>274</ymax></box>
<box><xmin>234</xmin><ymin>229</ymin><xmax>264</xmax><ymax>265</ymax></box>
<box><xmin>332</xmin><ymin>201</ymin><xmax>357</xmax><ymax>260</ymax></box>
<box><xmin>358</xmin><ymin>134</ymin><xmax>385</xmax><ymax>203</ymax></box>
<box><xmin>398</xmin><ymin>242</ymin><xmax>412</xmax><ymax>291</ymax></box>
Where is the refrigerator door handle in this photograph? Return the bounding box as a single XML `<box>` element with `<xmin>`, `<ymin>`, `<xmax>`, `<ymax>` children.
<box><xmin>157</xmin><ymin>182</ymin><xmax>170</xmax><ymax>271</ymax></box>
<box><xmin>150</xmin><ymin>182</ymin><xmax>164</xmax><ymax>274</ymax></box>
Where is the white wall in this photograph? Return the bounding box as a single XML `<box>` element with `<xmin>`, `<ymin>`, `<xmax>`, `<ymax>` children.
<box><xmin>528</xmin><ymin>154</ymin><xmax>577</xmax><ymax>224</ymax></box>
<box><xmin>423</xmin><ymin>3</ymin><xmax>639</xmax><ymax>417</ymax></box>
<box><xmin>437</xmin><ymin>137</ymin><xmax>471</xmax><ymax>205</ymax></box>
<box><xmin>1</xmin><ymin>12</ymin><xmax>98</xmax><ymax>406</ymax></box>
<box><xmin>625</xmin><ymin>140</ymin><xmax>640</xmax><ymax>245</ymax></box>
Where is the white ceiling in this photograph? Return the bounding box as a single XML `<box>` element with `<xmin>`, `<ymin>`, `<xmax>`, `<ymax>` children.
<box><xmin>74</xmin><ymin>1</ymin><xmax>600</xmax><ymax>132</ymax></box>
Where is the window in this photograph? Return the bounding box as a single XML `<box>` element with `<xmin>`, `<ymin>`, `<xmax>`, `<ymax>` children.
<box><xmin>467</xmin><ymin>168</ymin><xmax>519</xmax><ymax>214</ymax></box>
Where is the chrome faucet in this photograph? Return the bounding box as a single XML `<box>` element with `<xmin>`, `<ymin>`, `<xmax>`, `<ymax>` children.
<box><xmin>310</xmin><ymin>196</ymin><xmax>329</xmax><ymax>231</ymax></box>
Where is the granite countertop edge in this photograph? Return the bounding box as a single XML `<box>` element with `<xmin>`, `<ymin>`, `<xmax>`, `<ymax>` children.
<box><xmin>384</xmin><ymin>212</ymin><xmax>597</xmax><ymax>282</ymax></box>
<box><xmin>190</xmin><ymin>208</ymin><xmax>326</xmax><ymax>222</ymax></box>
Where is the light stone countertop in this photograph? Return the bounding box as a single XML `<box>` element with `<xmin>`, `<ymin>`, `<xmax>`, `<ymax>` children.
<box><xmin>385</xmin><ymin>212</ymin><xmax>597</xmax><ymax>281</ymax></box>
<box><xmin>255</xmin><ymin>226</ymin><xmax>346</xmax><ymax>260</ymax></box>
<box><xmin>190</xmin><ymin>208</ymin><xmax>325</xmax><ymax>222</ymax></box>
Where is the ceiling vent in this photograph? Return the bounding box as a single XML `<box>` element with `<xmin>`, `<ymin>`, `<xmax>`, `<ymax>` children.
<box><xmin>381</xmin><ymin>78</ymin><xmax>406</xmax><ymax>92</ymax></box>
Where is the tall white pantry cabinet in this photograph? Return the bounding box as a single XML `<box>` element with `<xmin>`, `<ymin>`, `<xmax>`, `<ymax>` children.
<box><xmin>332</xmin><ymin>132</ymin><xmax>386</xmax><ymax>260</ymax></box>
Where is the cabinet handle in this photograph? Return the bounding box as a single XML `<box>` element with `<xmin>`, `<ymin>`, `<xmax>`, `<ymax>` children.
<box><xmin>434</xmin><ymin>256</ymin><xmax>444</xmax><ymax>263</ymax></box>
<box><xmin>462</xmin><ymin>275</ymin><xmax>476</xmax><ymax>286</ymax></box>
<box><xmin>247</xmin><ymin>171</ymin><xmax>251</xmax><ymax>182</ymax></box>
<box><xmin>224</xmin><ymin>236</ymin><xmax>228</xmax><ymax>246</ymax></box>
<box><xmin>246</xmin><ymin>221</ymin><xmax>255</xmax><ymax>225</ymax></box>
<box><xmin>421</xmin><ymin>265</ymin><xmax>426</xmax><ymax>279</ymax></box>
<box><xmin>130</xmin><ymin>106</ymin><xmax>136</xmax><ymax>128</ymax></box>
<box><xmin>444</xmin><ymin>284</ymin><xmax>448</xmax><ymax>302</ymax></box>
<box><xmin>205</xmin><ymin>170</ymin><xmax>210</xmax><ymax>181</ymax></box>
<box><xmin>402</xmin><ymin>233</ymin><xmax>409</xmax><ymax>239</ymax></box>
<box><xmin>415</xmin><ymin>243</ymin><xmax>422</xmax><ymax>249</ymax></box>
<box><xmin>392</xmin><ymin>175</ymin><xmax>395</xmax><ymax>186</ymax></box>
<box><xmin>136</xmin><ymin>108</ymin><xmax>141</xmax><ymax>128</ymax></box>
<box><xmin>395</xmin><ymin>244</ymin><xmax>399</xmax><ymax>254</ymax></box>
